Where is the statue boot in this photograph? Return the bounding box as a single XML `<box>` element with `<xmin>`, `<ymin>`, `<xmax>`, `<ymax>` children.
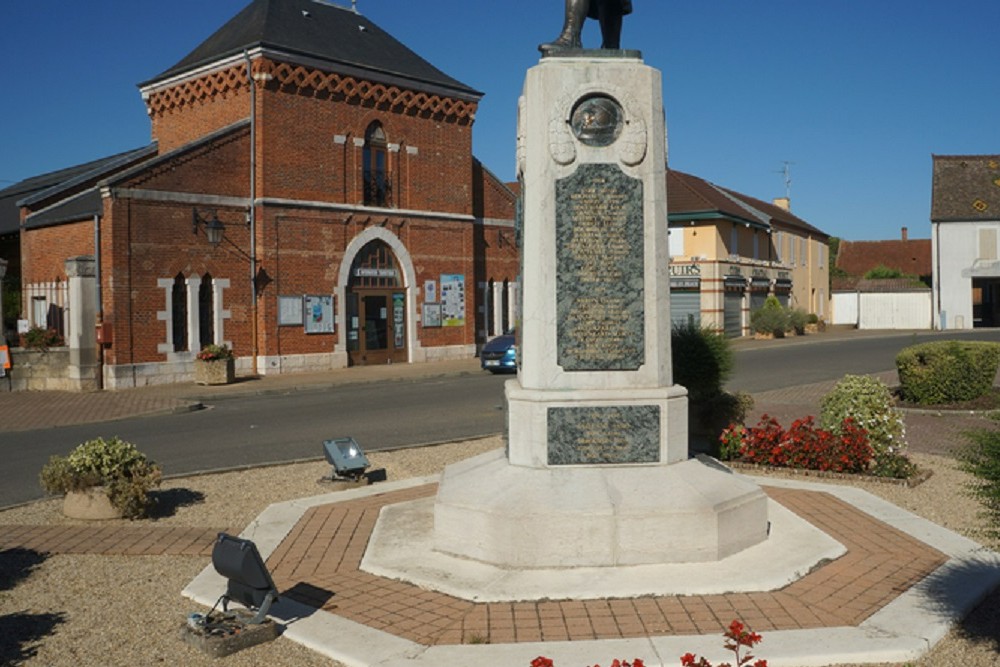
<box><xmin>538</xmin><ymin>0</ymin><xmax>587</xmax><ymax>53</ymax></box>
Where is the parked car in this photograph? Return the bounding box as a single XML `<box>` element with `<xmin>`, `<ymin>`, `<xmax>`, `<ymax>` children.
<box><xmin>480</xmin><ymin>329</ymin><xmax>516</xmax><ymax>373</ymax></box>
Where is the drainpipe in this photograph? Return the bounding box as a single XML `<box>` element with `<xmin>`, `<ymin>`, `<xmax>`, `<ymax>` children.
<box><xmin>245</xmin><ymin>50</ymin><xmax>258</xmax><ymax>375</ymax></box>
<box><xmin>94</xmin><ymin>213</ymin><xmax>104</xmax><ymax>390</ymax></box>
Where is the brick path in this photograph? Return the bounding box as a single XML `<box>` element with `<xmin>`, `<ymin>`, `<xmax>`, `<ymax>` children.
<box><xmin>0</xmin><ymin>525</ymin><xmax>229</xmax><ymax>557</ymax></box>
<box><xmin>264</xmin><ymin>483</ymin><xmax>946</xmax><ymax>646</ymax></box>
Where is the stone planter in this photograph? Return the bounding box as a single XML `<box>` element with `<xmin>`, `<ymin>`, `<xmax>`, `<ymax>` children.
<box><xmin>63</xmin><ymin>487</ymin><xmax>122</xmax><ymax>520</ymax></box>
<box><xmin>195</xmin><ymin>358</ymin><xmax>235</xmax><ymax>385</ymax></box>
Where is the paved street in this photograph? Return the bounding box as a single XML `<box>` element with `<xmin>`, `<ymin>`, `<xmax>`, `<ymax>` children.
<box><xmin>3</xmin><ymin>328</ymin><xmax>1000</xmax><ymax>508</ymax></box>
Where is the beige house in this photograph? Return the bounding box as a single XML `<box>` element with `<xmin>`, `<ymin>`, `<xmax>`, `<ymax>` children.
<box><xmin>667</xmin><ymin>169</ymin><xmax>830</xmax><ymax>336</ymax></box>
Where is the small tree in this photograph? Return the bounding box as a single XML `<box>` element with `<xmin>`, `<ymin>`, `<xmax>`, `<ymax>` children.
<box><xmin>750</xmin><ymin>295</ymin><xmax>789</xmax><ymax>337</ymax></box>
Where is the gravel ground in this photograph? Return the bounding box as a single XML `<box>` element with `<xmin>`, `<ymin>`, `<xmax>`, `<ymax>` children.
<box><xmin>2</xmin><ymin>435</ymin><xmax>999</xmax><ymax>667</ymax></box>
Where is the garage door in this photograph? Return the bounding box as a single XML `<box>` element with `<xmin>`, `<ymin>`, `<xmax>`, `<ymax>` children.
<box><xmin>724</xmin><ymin>291</ymin><xmax>743</xmax><ymax>338</ymax></box>
<box><xmin>670</xmin><ymin>279</ymin><xmax>701</xmax><ymax>329</ymax></box>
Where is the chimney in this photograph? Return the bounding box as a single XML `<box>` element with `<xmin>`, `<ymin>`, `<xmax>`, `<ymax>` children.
<box><xmin>901</xmin><ymin>227</ymin><xmax>908</xmax><ymax>241</ymax></box>
<box><xmin>772</xmin><ymin>197</ymin><xmax>790</xmax><ymax>211</ymax></box>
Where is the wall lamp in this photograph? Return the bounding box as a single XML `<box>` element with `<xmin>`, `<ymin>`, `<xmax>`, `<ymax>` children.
<box><xmin>193</xmin><ymin>209</ymin><xmax>226</xmax><ymax>248</ymax></box>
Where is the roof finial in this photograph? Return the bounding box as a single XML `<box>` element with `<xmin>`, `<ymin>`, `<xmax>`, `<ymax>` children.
<box><xmin>352</xmin><ymin>0</ymin><xmax>359</xmax><ymax>13</ymax></box>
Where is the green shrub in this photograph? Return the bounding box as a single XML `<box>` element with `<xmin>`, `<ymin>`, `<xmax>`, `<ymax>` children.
<box><xmin>896</xmin><ymin>341</ymin><xmax>1000</xmax><ymax>405</ymax></box>
<box><xmin>20</xmin><ymin>326</ymin><xmax>64</xmax><ymax>350</ymax></box>
<box><xmin>959</xmin><ymin>427</ymin><xmax>1000</xmax><ymax>540</ymax></box>
<box><xmin>863</xmin><ymin>264</ymin><xmax>903</xmax><ymax>279</ymax></box>
<box><xmin>671</xmin><ymin>320</ymin><xmax>733</xmax><ymax>402</ymax></box>
<box><xmin>750</xmin><ymin>295</ymin><xmax>789</xmax><ymax>337</ymax></box>
<box><xmin>788</xmin><ymin>308</ymin><xmax>809</xmax><ymax>335</ymax></box>
<box><xmin>820</xmin><ymin>374</ymin><xmax>910</xmax><ymax>476</ymax></box>
<box><xmin>39</xmin><ymin>437</ymin><xmax>162</xmax><ymax>519</ymax></box>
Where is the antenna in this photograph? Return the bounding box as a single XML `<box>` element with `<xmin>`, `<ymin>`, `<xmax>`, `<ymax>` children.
<box><xmin>775</xmin><ymin>161</ymin><xmax>794</xmax><ymax>199</ymax></box>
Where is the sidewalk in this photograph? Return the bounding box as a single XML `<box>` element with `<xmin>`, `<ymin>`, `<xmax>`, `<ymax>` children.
<box><xmin>0</xmin><ymin>357</ymin><xmax>483</xmax><ymax>433</ymax></box>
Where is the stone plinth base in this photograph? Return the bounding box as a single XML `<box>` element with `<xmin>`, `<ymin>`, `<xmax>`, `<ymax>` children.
<box><xmin>505</xmin><ymin>379</ymin><xmax>689</xmax><ymax>467</ymax></box>
<box><xmin>432</xmin><ymin>449</ymin><xmax>768</xmax><ymax>568</ymax></box>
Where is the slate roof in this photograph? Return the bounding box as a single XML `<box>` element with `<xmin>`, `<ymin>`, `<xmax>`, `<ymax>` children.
<box><xmin>667</xmin><ymin>169</ymin><xmax>828</xmax><ymax>238</ymax></box>
<box><xmin>23</xmin><ymin>122</ymin><xmax>250</xmax><ymax>230</ymax></box>
<box><xmin>0</xmin><ymin>146</ymin><xmax>155</xmax><ymax>236</ymax></box>
<box><xmin>142</xmin><ymin>0</ymin><xmax>481</xmax><ymax>101</ymax></box>
<box><xmin>836</xmin><ymin>236</ymin><xmax>932</xmax><ymax>278</ymax></box>
<box><xmin>931</xmin><ymin>154</ymin><xmax>1000</xmax><ymax>223</ymax></box>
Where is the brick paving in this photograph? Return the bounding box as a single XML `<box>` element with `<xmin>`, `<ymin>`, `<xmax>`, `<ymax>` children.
<box><xmin>0</xmin><ymin>524</ymin><xmax>228</xmax><ymax>557</ymax></box>
<box><xmin>264</xmin><ymin>483</ymin><xmax>946</xmax><ymax>646</ymax></box>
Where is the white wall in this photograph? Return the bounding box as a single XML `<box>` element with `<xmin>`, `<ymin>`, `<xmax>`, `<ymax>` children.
<box><xmin>858</xmin><ymin>292</ymin><xmax>932</xmax><ymax>330</ymax></box>
<box><xmin>831</xmin><ymin>291</ymin><xmax>858</xmax><ymax>326</ymax></box>
<box><xmin>934</xmin><ymin>220</ymin><xmax>1000</xmax><ymax>329</ymax></box>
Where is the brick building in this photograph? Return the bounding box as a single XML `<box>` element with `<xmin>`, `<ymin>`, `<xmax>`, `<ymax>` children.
<box><xmin>17</xmin><ymin>0</ymin><xmax>518</xmax><ymax>388</ymax></box>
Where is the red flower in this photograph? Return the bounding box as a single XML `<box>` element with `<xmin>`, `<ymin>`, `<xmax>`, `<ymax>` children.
<box><xmin>680</xmin><ymin>653</ymin><xmax>697</xmax><ymax>666</ymax></box>
<box><xmin>531</xmin><ymin>657</ymin><xmax>554</xmax><ymax>667</ymax></box>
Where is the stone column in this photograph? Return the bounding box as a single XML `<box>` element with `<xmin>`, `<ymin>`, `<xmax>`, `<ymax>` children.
<box><xmin>65</xmin><ymin>256</ymin><xmax>98</xmax><ymax>391</ymax></box>
<box><xmin>433</xmin><ymin>53</ymin><xmax>768</xmax><ymax>569</ymax></box>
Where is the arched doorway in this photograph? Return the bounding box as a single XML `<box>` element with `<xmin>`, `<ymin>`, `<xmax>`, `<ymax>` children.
<box><xmin>346</xmin><ymin>240</ymin><xmax>407</xmax><ymax>365</ymax></box>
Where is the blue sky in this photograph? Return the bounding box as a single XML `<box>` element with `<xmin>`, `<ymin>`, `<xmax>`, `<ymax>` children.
<box><xmin>2</xmin><ymin>1</ymin><xmax>998</xmax><ymax>241</ymax></box>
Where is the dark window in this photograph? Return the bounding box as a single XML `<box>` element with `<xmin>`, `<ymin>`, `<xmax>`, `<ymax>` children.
<box><xmin>363</xmin><ymin>122</ymin><xmax>391</xmax><ymax>207</ymax></box>
<box><xmin>172</xmin><ymin>273</ymin><xmax>188</xmax><ymax>352</ymax></box>
<box><xmin>199</xmin><ymin>273</ymin><xmax>214</xmax><ymax>349</ymax></box>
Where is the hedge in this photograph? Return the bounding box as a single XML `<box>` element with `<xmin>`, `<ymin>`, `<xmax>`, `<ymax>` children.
<box><xmin>896</xmin><ymin>340</ymin><xmax>1000</xmax><ymax>405</ymax></box>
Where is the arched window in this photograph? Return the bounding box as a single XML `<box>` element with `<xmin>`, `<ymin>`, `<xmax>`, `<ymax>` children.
<box><xmin>199</xmin><ymin>273</ymin><xmax>214</xmax><ymax>349</ymax></box>
<box><xmin>349</xmin><ymin>240</ymin><xmax>401</xmax><ymax>289</ymax></box>
<box><xmin>363</xmin><ymin>122</ymin><xmax>391</xmax><ymax>207</ymax></box>
<box><xmin>172</xmin><ymin>273</ymin><xmax>187</xmax><ymax>352</ymax></box>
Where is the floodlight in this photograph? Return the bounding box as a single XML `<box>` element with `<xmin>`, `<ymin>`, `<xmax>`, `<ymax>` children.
<box><xmin>211</xmin><ymin>533</ymin><xmax>278</xmax><ymax>625</ymax></box>
<box><xmin>323</xmin><ymin>437</ymin><xmax>370</xmax><ymax>480</ymax></box>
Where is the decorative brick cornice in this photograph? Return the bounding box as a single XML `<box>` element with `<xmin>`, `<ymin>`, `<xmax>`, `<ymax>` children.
<box><xmin>144</xmin><ymin>58</ymin><xmax>477</xmax><ymax>124</ymax></box>
<box><xmin>145</xmin><ymin>63</ymin><xmax>250</xmax><ymax>118</ymax></box>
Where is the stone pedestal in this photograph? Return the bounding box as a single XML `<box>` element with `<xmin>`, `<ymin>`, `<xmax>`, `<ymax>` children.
<box><xmin>195</xmin><ymin>358</ymin><xmax>235</xmax><ymax>385</ymax></box>
<box><xmin>432</xmin><ymin>53</ymin><xmax>768</xmax><ymax>572</ymax></box>
<box><xmin>63</xmin><ymin>487</ymin><xmax>121</xmax><ymax>520</ymax></box>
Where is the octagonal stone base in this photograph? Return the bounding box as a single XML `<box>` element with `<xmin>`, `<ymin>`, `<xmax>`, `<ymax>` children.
<box><xmin>433</xmin><ymin>449</ymin><xmax>768</xmax><ymax>568</ymax></box>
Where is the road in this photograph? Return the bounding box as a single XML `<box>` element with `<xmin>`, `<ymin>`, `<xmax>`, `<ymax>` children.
<box><xmin>4</xmin><ymin>328</ymin><xmax>1000</xmax><ymax>508</ymax></box>
<box><xmin>0</xmin><ymin>373</ymin><xmax>509</xmax><ymax>508</ymax></box>
<box><xmin>728</xmin><ymin>329</ymin><xmax>1000</xmax><ymax>393</ymax></box>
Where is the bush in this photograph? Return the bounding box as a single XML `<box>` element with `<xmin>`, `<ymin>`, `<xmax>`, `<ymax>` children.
<box><xmin>671</xmin><ymin>321</ymin><xmax>733</xmax><ymax>402</ymax></box>
<box><xmin>863</xmin><ymin>264</ymin><xmax>903</xmax><ymax>279</ymax></box>
<box><xmin>724</xmin><ymin>414</ymin><xmax>874</xmax><ymax>473</ymax></box>
<box><xmin>896</xmin><ymin>340</ymin><xmax>1000</xmax><ymax>405</ymax></box>
<box><xmin>39</xmin><ymin>437</ymin><xmax>162</xmax><ymax>519</ymax></box>
<box><xmin>196</xmin><ymin>343</ymin><xmax>234</xmax><ymax>361</ymax></box>
<box><xmin>788</xmin><ymin>308</ymin><xmax>809</xmax><ymax>335</ymax></box>
<box><xmin>750</xmin><ymin>295</ymin><xmax>789</xmax><ymax>337</ymax></box>
<box><xmin>820</xmin><ymin>374</ymin><xmax>910</xmax><ymax>477</ymax></box>
<box><xmin>959</xmin><ymin>427</ymin><xmax>1000</xmax><ymax>540</ymax></box>
<box><xmin>20</xmin><ymin>326</ymin><xmax>64</xmax><ymax>350</ymax></box>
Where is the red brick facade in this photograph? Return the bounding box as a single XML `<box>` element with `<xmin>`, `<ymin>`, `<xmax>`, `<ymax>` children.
<box><xmin>20</xmin><ymin>47</ymin><xmax>517</xmax><ymax>387</ymax></box>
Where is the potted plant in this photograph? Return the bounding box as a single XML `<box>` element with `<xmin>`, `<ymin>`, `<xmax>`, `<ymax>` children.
<box><xmin>39</xmin><ymin>436</ymin><xmax>162</xmax><ymax>519</ymax></box>
<box><xmin>195</xmin><ymin>343</ymin><xmax>235</xmax><ymax>385</ymax></box>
